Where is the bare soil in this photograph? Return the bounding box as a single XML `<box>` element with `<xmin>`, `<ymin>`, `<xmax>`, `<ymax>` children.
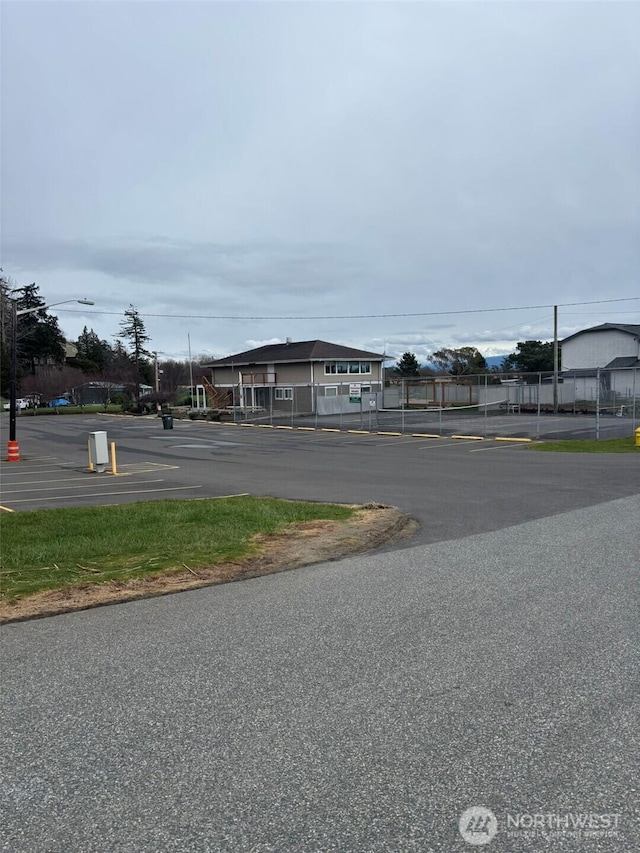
<box><xmin>0</xmin><ymin>505</ymin><xmax>417</xmax><ymax>624</ymax></box>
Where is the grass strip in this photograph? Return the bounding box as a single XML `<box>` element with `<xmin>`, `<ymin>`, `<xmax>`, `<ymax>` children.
<box><xmin>530</xmin><ymin>437</ymin><xmax>640</xmax><ymax>453</ymax></box>
<box><xmin>13</xmin><ymin>404</ymin><xmax>123</xmax><ymax>416</ymax></box>
<box><xmin>0</xmin><ymin>497</ymin><xmax>353</xmax><ymax>601</ymax></box>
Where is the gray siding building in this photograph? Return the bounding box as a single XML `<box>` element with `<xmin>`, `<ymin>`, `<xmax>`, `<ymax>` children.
<box><xmin>203</xmin><ymin>340</ymin><xmax>386</xmax><ymax>413</ymax></box>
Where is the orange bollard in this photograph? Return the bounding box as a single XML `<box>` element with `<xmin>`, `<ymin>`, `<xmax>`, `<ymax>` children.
<box><xmin>6</xmin><ymin>440</ymin><xmax>20</xmax><ymax>462</ymax></box>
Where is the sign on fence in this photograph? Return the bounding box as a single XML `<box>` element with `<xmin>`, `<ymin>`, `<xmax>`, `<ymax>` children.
<box><xmin>349</xmin><ymin>383</ymin><xmax>362</xmax><ymax>403</ymax></box>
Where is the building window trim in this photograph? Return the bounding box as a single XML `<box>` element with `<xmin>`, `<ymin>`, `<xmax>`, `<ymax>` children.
<box><xmin>324</xmin><ymin>360</ymin><xmax>372</xmax><ymax>375</ymax></box>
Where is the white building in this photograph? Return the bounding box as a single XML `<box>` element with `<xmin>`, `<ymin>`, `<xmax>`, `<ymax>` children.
<box><xmin>561</xmin><ymin>323</ymin><xmax>640</xmax><ymax>370</ymax></box>
<box><xmin>561</xmin><ymin>323</ymin><xmax>640</xmax><ymax>405</ymax></box>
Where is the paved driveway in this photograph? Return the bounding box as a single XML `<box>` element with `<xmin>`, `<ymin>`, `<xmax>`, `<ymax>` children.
<box><xmin>1</xmin><ymin>495</ymin><xmax>638</xmax><ymax>852</ymax></box>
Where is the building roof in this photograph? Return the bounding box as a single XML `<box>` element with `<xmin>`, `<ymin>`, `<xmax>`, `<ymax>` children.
<box><xmin>561</xmin><ymin>323</ymin><xmax>640</xmax><ymax>344</ymax></box>
<box><xmin>604</xmin><ymin>356</ymin><xmax>640</xmax><ymax>369</ymax></box>
<box><xmin>204</xmin><ymin>340</ymin><xmax>386</xmax><ymax>368</ymax></box>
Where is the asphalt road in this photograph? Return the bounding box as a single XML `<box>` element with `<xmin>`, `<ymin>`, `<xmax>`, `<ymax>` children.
<box><xmin>1</xmin><ymin>414</ymin><xmax>639</xmax><ymax>852</ymax></box>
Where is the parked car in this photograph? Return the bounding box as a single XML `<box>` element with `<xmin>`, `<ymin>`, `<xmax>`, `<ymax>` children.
<box><xmin>3</xmin><ymin>398</ymin><xmax>29</xmax><ymax>410</ymax></box>
<box><xmin>48</xmin><ymin>398</ymin><xmax>71</xmax><ymax>407</ymax></box>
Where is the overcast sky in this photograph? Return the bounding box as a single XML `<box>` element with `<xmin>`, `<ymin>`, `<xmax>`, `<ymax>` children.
<box><xmin>2</xmin><ymin>1</ymin><xmax>639</xmax><ymax>364</ymax></box>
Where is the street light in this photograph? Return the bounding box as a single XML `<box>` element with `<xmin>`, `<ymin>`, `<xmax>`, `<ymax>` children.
<box><xmin>7</xmin><ymin>297</ymin><xmax>95</xmax><ymax>462</ymax></box>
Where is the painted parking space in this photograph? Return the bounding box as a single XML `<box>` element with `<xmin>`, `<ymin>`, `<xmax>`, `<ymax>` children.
<box><xmin>0</xmin><ymin>416</ymin><xmax>535</xmax><ymax>513</ymax></box>
<box><xmin>0</xmin><ymin>456</ymin><xmax>197</xmax><ymax>511</ymax></box>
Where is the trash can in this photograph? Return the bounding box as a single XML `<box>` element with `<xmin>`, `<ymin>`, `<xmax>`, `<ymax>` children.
<box><xmin>162</xmin><ymin>415</ymin><xmax>174</xmax><ymax>430</ymax></box>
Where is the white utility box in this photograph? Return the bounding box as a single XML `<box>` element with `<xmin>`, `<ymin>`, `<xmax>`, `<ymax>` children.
<box><xmin>89</xmin><ymin>431</ymin><xmax>109</xmax><ymax>473</ymax></box>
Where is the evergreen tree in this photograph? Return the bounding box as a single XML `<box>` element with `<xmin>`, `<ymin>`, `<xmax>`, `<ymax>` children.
<box><xmin>117</xmin><ymin>305</ymin><xmax>152</xmax><ymax>404</ymax></box>
<box><xmin>73</xmin><ymin>326</ymin><xmax>113</xmax><ymax>373</ymax></box>
<box><xmin>394</xmin><ymin>351</ymin><xmax>421</xmax><ymax>377</ymax></box>
<box><xmin>14</xmin><ymin>283</ymin><xmax>66</xmax><ymax>375</ymax></box>
<box><xmin>501</xmin><ymin>340</ymin><xmax>556</xmax><ymax>374</ymax></box>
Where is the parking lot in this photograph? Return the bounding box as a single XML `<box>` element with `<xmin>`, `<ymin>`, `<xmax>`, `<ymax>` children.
<box><xmin>2</xmin><ymin>413</ymin><xmax>638</xmax><ymax>548</ymax></box>
<box><xmin>249</xmin><ymin>405</ymin><xmax>637</xmax><ymax>441</ymax></box>
<box><xmin>2</xmin><ymin>411</ymin><xmax>639</xmax><ymax>853</ymax></box>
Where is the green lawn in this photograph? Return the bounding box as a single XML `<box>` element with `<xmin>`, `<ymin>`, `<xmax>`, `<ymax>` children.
<box><xmin>16</xmin><ymin>403</ymin><xmax>123</xmax><ymax>415</ymax></box>
<box><xmin>0</xmin><ymin>497</ymin><xmax>353</xmax><ymax>600</ymax></box>
<box><xmin>530</xmin><ymin>437</ymin><xmax>640</xmax><ymax>453</ymax></box>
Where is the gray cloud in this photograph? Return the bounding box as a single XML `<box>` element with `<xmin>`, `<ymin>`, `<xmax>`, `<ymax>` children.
<box><xmin>2</xmin><ymin>1</ymin><xmax>638</xmax><ymax>358</ymax></box>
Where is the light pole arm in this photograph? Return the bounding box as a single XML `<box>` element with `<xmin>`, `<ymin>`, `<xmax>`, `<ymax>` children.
<box><xmin>16</xmin><ymin>298</ymin><xmax>94</xmax><ymax>318</ymax></box>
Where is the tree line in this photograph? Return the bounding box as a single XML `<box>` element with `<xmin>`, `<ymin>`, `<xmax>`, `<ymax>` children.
<box><xmin>393</xmin><ymin>341</ymin><xmax>556</xmax><ymax>377</ymax></box>
<box><xmin>0</xmin><ymin>279</ymin><xmax>206</xmax><ymax>409</ymax></box>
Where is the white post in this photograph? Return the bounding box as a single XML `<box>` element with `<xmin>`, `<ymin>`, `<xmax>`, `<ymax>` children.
<box><xmin>595</xmin><ymin>367</ymin><xmax>601</xmax><ymax>441</ymax></box>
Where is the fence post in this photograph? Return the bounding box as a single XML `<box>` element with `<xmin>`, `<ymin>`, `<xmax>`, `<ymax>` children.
<box><xmin>484</xmin><ymin>374</ymin><xmax>488</xmax><ymax>437</ymax></box>
<box><xmin>595</xmin><ymin>368</ymin><xmax>601</xmax><ymax>440</ymax></box>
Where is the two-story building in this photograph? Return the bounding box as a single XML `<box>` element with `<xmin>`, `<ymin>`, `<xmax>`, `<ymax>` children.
<box><xmin>203</xmin><ymin>339</ymin><xmax>386</xmax><ymax>414</ymax></box>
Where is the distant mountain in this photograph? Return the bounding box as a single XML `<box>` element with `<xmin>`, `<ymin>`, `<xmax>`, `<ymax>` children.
<box><xmin>484</xmin><ymin>355</ymin><xmax>507</xmax><ymax>368</ymax></box>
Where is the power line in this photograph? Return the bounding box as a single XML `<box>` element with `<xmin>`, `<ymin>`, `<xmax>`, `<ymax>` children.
<box><xmin>56</xmin><ymin>295</ymin><xmax>640</xmax><ymax>321</ymax></box>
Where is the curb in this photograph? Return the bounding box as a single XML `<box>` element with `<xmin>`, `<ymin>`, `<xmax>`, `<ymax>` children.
<box><xmin>202</xmin><ymin>421</ymin><xmax>533</xmax><ymax>443</ymax></box>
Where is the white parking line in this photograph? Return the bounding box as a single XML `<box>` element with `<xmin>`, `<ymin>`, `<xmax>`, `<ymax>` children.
<box><xmin>469</xmin><ymin>443</ymin><xmax>530</xmax><ymax>453</ymax></box>
<box><xmin>1</xmin><ymin>468</ymin><xmax>85</xmax><ymax>477</ymax></box>
<box><xmin>1</xmin><ymin>478</ymin><xmax>164</xmax><ymax>495</ymax></box>
<box><xmin>418</xmin><ymin>441</ymin><xmax>471</xmax><ymax>450</ymax></box>
<box><xmin>3</xmin><ymin>485</ymin><xmax>202</xmax><ymax>505</ymax></box>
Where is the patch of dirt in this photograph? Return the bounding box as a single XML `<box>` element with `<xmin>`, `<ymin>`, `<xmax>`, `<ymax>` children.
<box><xmin>0</xmin><ymin>505</ymin><xmax>417</xmax><ymax>624</ymax></box>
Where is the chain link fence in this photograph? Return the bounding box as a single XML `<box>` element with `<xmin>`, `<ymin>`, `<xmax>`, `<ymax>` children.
<box><xmin>193</xmin><ymin>368</ymin><xmax>639</xmax><ymax>440</ymax></box>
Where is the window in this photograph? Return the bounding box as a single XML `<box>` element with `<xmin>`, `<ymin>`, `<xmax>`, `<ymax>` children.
<box><xmin>324</xmin><ymin>360</ymin><xmax>372</xmax><ymax>375</ymax></box>
<box><xmin>324</xmin><ymin>386</ymin><xmax>338</xmax><ymax>397</ymax></box>
<box><xmin>275</xmin><ymin>388</ymin><xmax>292</xmax><ymax>400</ymax></box>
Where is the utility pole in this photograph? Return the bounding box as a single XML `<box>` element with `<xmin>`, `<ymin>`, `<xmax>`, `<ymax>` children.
<box><xmin>188</xmin><ymin>334</ymin><xmax>194</xmax><ymax>408</ymax></box>
<box><xmin>553</xmin><ymin>304</ymin><xmax>559</xmax><ymax>414</ymax></box>
<box><xmin>6</xmin><ymin>295</ymin><xmax>94</xmax><ymax>461</ymax></box>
